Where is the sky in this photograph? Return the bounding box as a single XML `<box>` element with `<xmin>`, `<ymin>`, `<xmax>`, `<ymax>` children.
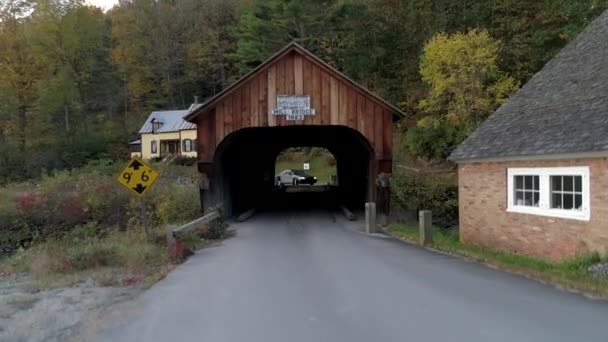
<box><xmin>87</xmin><ymin>0</ymin><xmax>119</xmax><ymax>11</ymax></box>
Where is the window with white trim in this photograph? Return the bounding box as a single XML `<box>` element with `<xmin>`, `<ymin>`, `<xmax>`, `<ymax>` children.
<box><xmin>507</xmin><ymin>167</ymin><xmax>590</xmax><ymax>221</ymax></box>
<box><xmin>513</xmin><ymin>175</ymin><xmax>540</xmax><ymax>207</ymax></box>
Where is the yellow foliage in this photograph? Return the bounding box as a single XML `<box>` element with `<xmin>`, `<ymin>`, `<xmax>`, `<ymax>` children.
<box><xmin>419</xmin><ymin>29</ymin><xmax>519</xmax><ymax>130</ymax></box>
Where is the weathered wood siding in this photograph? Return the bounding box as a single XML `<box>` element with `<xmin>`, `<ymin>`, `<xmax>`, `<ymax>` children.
<box><xmin>199</xmin><ymin>50</ymin><xmax>394</xmax><ymax>161</ymax></box>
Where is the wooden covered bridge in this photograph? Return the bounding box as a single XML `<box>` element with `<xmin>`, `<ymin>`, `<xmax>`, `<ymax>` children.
<box><xmin>184</xmin><ymin>42</ymin><xmax>404</xmax><ymax>216</ymax></box>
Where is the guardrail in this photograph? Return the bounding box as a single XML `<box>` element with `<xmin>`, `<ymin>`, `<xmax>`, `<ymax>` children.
<box><xmin>167</xmin><ymin>207</ymin><xmax>223</xmax><ymax>263</ymax></box>
<box><xmin>171</xmin><ymin>210</ymin><xmax>221</xmax><ymax>238</ymax></box>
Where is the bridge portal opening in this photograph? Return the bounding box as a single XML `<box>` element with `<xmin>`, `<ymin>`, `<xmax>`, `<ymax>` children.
<box><xmin>274</xmin><ymin>147</ymin><xmax>337</xmax><ymax>187</ymax></box>
<box><xmin>213</xmin><ymin>125</ymin><xmax>374</xmax><ymax>216</ymax></box>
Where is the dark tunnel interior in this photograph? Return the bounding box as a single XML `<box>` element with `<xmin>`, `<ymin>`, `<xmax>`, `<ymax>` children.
<box><xmin>213</xmin><ymin>125</ymin><xmax>374</xmax><ymax>216</ymax></box>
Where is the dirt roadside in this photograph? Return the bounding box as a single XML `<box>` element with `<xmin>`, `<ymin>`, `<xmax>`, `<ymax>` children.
<box><xmin>0</xmin><ymin>274</ymin><xmax>141</xmax><ymax>342</ymax></box>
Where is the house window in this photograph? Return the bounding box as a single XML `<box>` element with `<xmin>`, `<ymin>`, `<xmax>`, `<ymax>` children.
<box><xmin>183</xmin><ymin>139</ymin><xmax>193</xmax><ymax>152</ymax></box>
<box><xmin>550</xmin><ymin>175</ymin><xmax>583</xmax><ymax>210</ymax></box>
<box><xmin>507</xmin><ymin>167</ymin><xmax>590</xmax><ymax>221</ymax></box>
<box><xmin>513</xmin><ymin>175</ymin><xmax>540</xmax><ymax>207</ymax></box>
<box><xmin>151</xmin><ymin>140</ymin><xmax>158</xmax><ymax>154</ymax></box>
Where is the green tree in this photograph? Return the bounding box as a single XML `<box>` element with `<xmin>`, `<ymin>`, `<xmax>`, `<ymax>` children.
<box><xmin>233</xmin><ymin>0</ymin><xmax>331</xmax><ymax>73</ymax></box>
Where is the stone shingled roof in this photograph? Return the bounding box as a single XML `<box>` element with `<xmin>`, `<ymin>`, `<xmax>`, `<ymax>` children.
<box><xmin>449</xmin><ymin>10</ymin><xmax>608</xmax><ymax>162</ymax></box>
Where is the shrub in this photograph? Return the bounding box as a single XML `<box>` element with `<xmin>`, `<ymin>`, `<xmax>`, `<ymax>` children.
<box><xmin>200</xmin><ymin>220</ymin><xmax>227</xmax><ymax>240</ymax></box>
<box><xmin>6</xmin><ymin>228</ymin><xmax>168</xmax><ymax>276</ymax></box>
<box><xmin>172</xmin><ymin>156</ymin><xmax>198</xmax><ymax>166</ymax></box>
<box><xmin>391</xmin><ymin>168</ymin><xmax>458</xmax><ymax>227</ymax></box>
<box><xmin>1</xmin><ymin>161</ymin><xmax>200</xmax><ymax>255</ymax></box>
<box><xmin>405</xmin><ymin>118</ymin><xmax>468</xmax><ymax>160</ymax></box>
<box><xmin>127</xmin><ymin>179</ymin><xmax>200</xmax><ymax>228</ymax></box>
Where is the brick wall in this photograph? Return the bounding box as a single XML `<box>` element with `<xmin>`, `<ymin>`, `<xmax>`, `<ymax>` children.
<box><xmin>458</xmin><ymin>157</ymin><xmax>608</xmax><ymax>260</ymax></box>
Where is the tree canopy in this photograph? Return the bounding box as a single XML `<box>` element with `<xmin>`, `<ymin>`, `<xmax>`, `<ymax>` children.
<box><xmin>0</xmin><ymin>0</ymin><xmax>607</xmax><ymax>181</ymax></box>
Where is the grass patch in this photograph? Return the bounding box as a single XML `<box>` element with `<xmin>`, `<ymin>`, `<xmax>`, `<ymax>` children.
<box><xmin>388</xmin><ymin>224</ymin><xmax>608</xmax><ymax>297</ymax></box>
<box><xmin>0</xmin><ymin>227</ymin><xmax>173</xmax><ymax>289</ymax></box>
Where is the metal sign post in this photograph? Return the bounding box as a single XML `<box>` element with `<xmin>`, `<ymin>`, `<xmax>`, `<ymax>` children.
<box><xmin>116</xmin><ymin>156</ymin><xmax>160</xmax><ymax>237</ymax></box>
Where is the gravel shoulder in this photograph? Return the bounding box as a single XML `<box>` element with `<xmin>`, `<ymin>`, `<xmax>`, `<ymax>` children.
<box><xmin>0</xmin><ymin>274</ymin><xmax>141</xmax><ymax>342</ymax></box>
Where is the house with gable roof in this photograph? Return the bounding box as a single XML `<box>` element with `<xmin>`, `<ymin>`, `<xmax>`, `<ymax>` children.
<box><xmin>449</xmin><ymin>11</ymin><xmax>608</xmax><ymax>260</ymax></box>
<box><xmin>136</xmin><ymin>104</ymin><xmax>198</xmax><ymax>160</ymax></box>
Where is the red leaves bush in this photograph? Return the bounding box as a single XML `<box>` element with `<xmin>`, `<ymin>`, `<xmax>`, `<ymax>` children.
<box><xmin>15</xmin><ymin>192</ymin><xmax>44</xmax><ymax>212</ymax></box>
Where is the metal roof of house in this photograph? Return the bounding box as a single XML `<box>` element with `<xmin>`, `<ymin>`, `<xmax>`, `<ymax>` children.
<box><xmin>128</xmin><ymin>139</ymin><xmax>141</xmax><ymax>145</ymax></box>
<box><xmin>449</xmin><ymin>10</ymin><xmax>608</xmax><ymax>162</ymax></box>
<box><xmin>139</xmin><ymin>109</ymin><xmax>196</xmax><ymax>134</ymax></box>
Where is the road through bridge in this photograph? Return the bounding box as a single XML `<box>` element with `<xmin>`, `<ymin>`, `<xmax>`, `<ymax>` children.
<box><xmin>94</xmin><ymin>211</ymin><xmax>608</xmax><ymax>342</ymax></box>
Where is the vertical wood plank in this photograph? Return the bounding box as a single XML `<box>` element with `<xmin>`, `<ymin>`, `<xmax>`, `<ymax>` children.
<box><xmin>312</xmin><ymin>64</ymin><xmax>322</xmax><ymax>125</ymax></box>
<box><xmin>302</xmin><ymin>58</ymin><xmax>313</xmax><ymax>125</ymax></box>
<box><xmin>276</xmin><ymin>58</ymin><xmax>287</xmax><ymax>126</ymax></box>
<box><xmin>285</xmin><ymin>53</ymin><xmax>295</xmax><ymax>125</ymax></box>
<box><xmin>374</xmin><ymin>104</ymin><xmax>384</xmax><ymax>158</ymax></box>
<box><xmin>250</xmin><ymin>77</ymin><xmax>258</xmax><ymax>127</ymax></box>
<box><xmin>291</xmin><ymin>53</ymin><xmax>303</xmax><ymax>125</ymax></box>
<box><xmin>286</xmin><ymin>52</ymin><xmax>295</xmax><ymax>94</ymax></box>
<box><xmin>357</xmin><ymin>92</ymin><xmax>365</xmax><ymax>134</ymax></box>
<box><xmin>347</xmin><ymin>87</ymin><xmax>357</xmax><ymax>129</ymax></box>
<box><xmin>330</xmin><ymin>77</ymin><xmax>339</xmax><ymax>125</ymax></box>
<box><xmin>365</xmin><ymin>97</ymin><xmax>375</xmax><ymax>151</ymax></box>
<box><xmin>267</xmin><ymin>66</ymin><xmax>277</xmax><ymax>126</ymax></box>
<box><xmin>233</xmin><ymin>88</ymin><xmax>242</xmax><ymax>130</ymax></box>
<box><xmin>241</xmin><ymin>82</ymin><xmax>250</xmax><ymax>128</ymax></box>
<box><xmin>215</xmin><ymin>101</ymin><xmax>224</xmax><ymax>147</ymax></box>
<box><xmin>198</xmin><ymin>111</ymin><xmax>215</xmax><ymax>162</ymax></box>
<box><xmin>302</xmin><ymin>58</ymin><xmax>316</xmax><ymax>125</ymax></box>
<box><xmin>321</xmin><ymin>71</ymin><xmax>331</xmax><ymax>125</ymax></box>
<box><xmin>259</xmin><ymin>73</ymin><xmax>268</xmax><ymax>126</ymax></box>
<box><xmin>338</xmin><ymin>81</ymin><xmax>348</xmax><ymax>126</ymax></box>
<box><xmin>383</xmin><ymin>109</ymin><xmax>393</xmax><ymax>159</ymax></box>
<box><xmin>197</xmin><ymin>120</ymin><xmax>204</xmax><ymax>157</ymax></box>
<box><xmin>224</xmin><ymin>97</ymin><xmax>233</xmax><ymax>136</ymax></box>
<box><xmin>294</xmin><ymin>53</ymin><xmax>303</xmax><ymax>95</ymax></box>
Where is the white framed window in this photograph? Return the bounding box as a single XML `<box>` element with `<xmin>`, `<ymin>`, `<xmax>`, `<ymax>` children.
<box><xmin>507</xmin><ymin>167</ymin><xmax>590</xmax><ymax>221</ymax></box>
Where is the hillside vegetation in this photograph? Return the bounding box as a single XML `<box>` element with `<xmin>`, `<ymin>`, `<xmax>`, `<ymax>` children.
<box><xmin>1</xmin><ymin>0</ymin><xmax>607</xmax><ymax>182</ymax></box>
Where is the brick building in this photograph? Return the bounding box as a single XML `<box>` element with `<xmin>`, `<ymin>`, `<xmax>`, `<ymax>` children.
<box><xmin>449</xmin><ymin>11</ymin><xmax>608</xmax><ymax>260</ymax></box>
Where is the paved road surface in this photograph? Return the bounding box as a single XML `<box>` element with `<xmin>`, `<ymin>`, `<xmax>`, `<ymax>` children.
<box><xmin>95</xmin><ymin>211</ymin><xmax>608</xmax><ymax>341</ymax></box>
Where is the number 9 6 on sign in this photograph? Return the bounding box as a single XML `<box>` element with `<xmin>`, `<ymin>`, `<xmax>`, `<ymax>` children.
<box><xmin>116</xmin><ymin>157</ymin><xmax>160</xmax><ymax>198</ymax></box>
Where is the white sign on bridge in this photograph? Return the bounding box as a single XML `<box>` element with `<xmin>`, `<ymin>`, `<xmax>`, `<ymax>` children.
<box><xmin>272</xmin><ymin>95</ymin><xmax>316</xmax><ymax>120</ymax></box>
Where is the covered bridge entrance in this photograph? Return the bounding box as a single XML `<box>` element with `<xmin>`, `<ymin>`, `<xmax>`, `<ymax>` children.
<box><xmin>184</xmin><ymin>43</ymin><xmax>404</xmax><ymax>216</ymax></box>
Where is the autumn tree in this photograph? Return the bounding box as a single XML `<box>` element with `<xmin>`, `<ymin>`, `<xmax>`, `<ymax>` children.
<box><xmin>0</xmin><ymin>0</ymin><xmax>41</xmax><ymax>152</ymax></box>
<box><xmin>406</xmin><ymin>29</ymin><xmax>518</xmax><ymax>159</ymax></box>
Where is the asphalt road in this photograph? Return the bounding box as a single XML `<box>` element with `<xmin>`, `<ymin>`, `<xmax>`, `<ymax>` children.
<box><xmin>95</xmin><ymin>211</ymin><xmax>608</xmax><ymax>342</ymax></box>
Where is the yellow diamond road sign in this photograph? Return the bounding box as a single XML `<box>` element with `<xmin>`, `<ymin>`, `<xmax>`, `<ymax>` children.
<box><xmin>116</xmin><ymin>157</ymin><xmax>160</xmax><ymax>198</ymax></box>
